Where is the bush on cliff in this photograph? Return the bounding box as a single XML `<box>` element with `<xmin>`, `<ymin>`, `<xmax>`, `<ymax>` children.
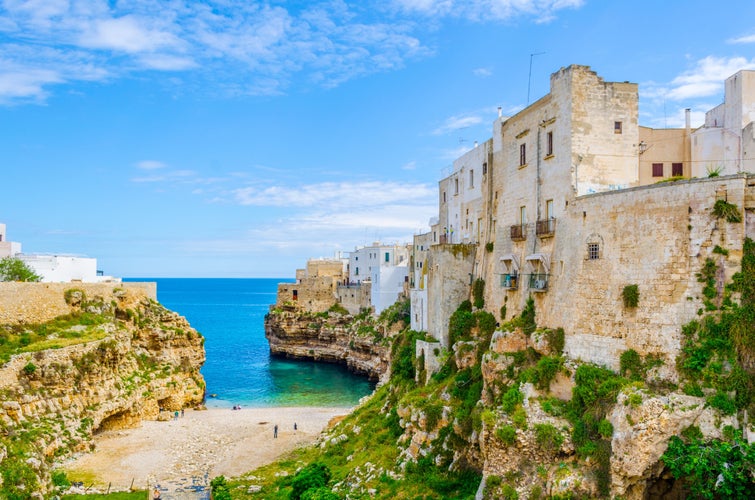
<box><xmin>0</xmin><ymin>256</ymin><xmax>41</xmax><ymax>282</ymax></box>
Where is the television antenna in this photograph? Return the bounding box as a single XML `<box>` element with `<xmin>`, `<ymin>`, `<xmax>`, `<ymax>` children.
<box><xmin>527</xmin><ymin>52</ymin><xmax>546</xmax><ymax>105</ymax></box>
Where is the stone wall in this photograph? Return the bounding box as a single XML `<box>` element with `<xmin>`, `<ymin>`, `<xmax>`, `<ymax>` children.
<box><xmin>0</xmin><ymin>282</ymin><xmax>156</xmax><ymax>324</ymax></box>
<box><xmin>486</xmin><ymin>174</ymin><xmax>753</xmax><ymax>374</ymax></box>
<box><xmin>277</xmin><ymin>276</ymin><xmax>340</xmax><ymax>313</ymax></box>
<box><xmin>427</xmin><ymin>244</ymin><xmax>476</xmax><ymax>347</ymax></box>
<box><xmin>336</xmin><ymin>282</ymin><xmax>371</xmax><ymax>315</ymax></box>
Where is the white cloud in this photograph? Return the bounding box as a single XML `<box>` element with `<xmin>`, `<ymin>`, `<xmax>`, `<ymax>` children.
<box><xmin>136</xmin><ymin>160</ymin><xmax>167</xmax><ymax>170</ymax></box>
<box><xmin>0</xmin><ymin>0</ymin><xmax>580</xmax><ymax>104</ymax></box>
<box><xmin>433</xmin><ymin>113</ymin><xmax>484</xmax><ymax>135</ymax></box>
<box><xmin>664</xmin><ymin>56</ymin><xmax>755</xmax><ymax>101</ymax></box>
<box><xmin>402</xmin><ymin>161</ymin><xmax>417</xmax><ymax>170</ymax></box>
<box><xmin>391</xmin><ymin>0</ymin><xmax>584</xmax><ymax>22</ymax></box>
<box><xmin>78</xmin><ymin>15</ymin><xmax>182</xmax><ymax>53</ymax></box>
<box><xmin>728</xmin><ymin>33</ymin><xmax>755</xmax><ymax>44</ymax></box>
<box><xmin>233</xmin><ymin>180</ymin><xmax>435</xmax><ymax>210</ymax></box>
<box><xmin>473</xmin><ymin>67</ymin><xmax>492</xmax><ymax>77</ymax></box>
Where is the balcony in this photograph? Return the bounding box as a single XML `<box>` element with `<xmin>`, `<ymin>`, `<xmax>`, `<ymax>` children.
<box><xmin>528</xmin><ymin>273</ymin><xmax>549</xmax><ymax>291</ymax></box>
<box><xmin>510</xmin><ymin>224</ymin><xmax>526</xmax><ymax>241</ymax></box>
<box><xmin>536</xmin><ymin>218</ymin><xmax>556</xmax><ymax>238</ymax></box>
<box><xmin>500</xmin><ymin>273</ymin><xmax>518</xmax><ymax>290</ymax></box>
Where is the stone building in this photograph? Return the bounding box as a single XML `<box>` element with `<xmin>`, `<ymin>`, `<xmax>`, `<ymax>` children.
<box><xmin>348</xmin><ymin>242</ymin><xmax>410</xmax><ymax>314</ymax></box>
<box><xmin>415</xmin><ymin>65</ymin><xmax>755</xmax><ymax>374</ymax></box>
<box><xmin>276</xmin><ymin>257</ymin><xmax>351</xmax><ymax>313</ymax></box>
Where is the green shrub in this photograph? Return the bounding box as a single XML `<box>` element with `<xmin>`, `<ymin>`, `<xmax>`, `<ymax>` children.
<box><xmin>545</xmin><ymin>327</ymin><xmax>565</xmax><ymax>355</ymax></box>
<box><xmin>597</xmin><ymin>419</ymin><xmax>614</xmax><ymax>439</ymax></box>
<box><xmin>530</xmin><ymin>356</ymin><xmax>562</xmax><ymax>391</ymax></box>
<box><xmin>327</xmin><ymin>303</ymin><xmax>349</xmax><ymax>315</ymax></box>
<box><xmin>520</xmin><ymin>296</ymin><xmax>536</xmax><ymax>335</ymax></box>
<box><xmin>712</xmin><ymin>199</ymin><xmax>743</xmax><ymax>223</ymax></box>
<box><xmin>619</xmin><ymin>349</ymin><xmax>643</xmax><ymax>380</ymax></box>
<box><xmin>301</xmin><ymin>487</ymin><xmax>340</xmax><ymax>500</ymax></box>
<box><xmin>22</xmin><ymin>362</ymin><xmax>36</xmax><ymax>375</ymax></box>
<box><xmin>622</xmin><ymin>284</ymin><xmax>639</xmax><ymax>308</ymax></box>
<box><xmin>496</xmin><ymin>425</ymin><xmax>517</xmax><ymax>445</ymax></box>
<box><xmin>485</xmin><ymin>242</ymin><xmax>494</xmax><ymax>252</ymax></box>
<box><xmin>662</xmin><ymin>434</ymin><xmax>755</xmax><ymax>498</ymax></box>
<box><xmin>501</xmin><ymin>387</ymin><xmax>523</xmax><ymax>413</ymax></box>
<box><xmin>290</xmin><ymin>463</ymin><xmax>332</xmax><ymax>500</ymax></box>
<box><xmin>473</xmin><ymin>278</ymin><xmax>486</xmax><ymax>309</ymax></box>
<box><xmin>534</xmin><ymin>423</ymin><xmax>563</xmax><ymax>452</ymax></box>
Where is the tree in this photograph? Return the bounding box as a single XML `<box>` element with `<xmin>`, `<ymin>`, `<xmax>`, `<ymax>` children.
<box><xmin>0</xmin><ymin>257</ymin><xmax>41</xmax><ymax>282</ymax></box>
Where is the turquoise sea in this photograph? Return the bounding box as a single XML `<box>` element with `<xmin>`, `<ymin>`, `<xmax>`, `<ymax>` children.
<box><xmin>124</xmin><ymin>278</ymin><xmax>375</xmax><ymax>408</ymax></box>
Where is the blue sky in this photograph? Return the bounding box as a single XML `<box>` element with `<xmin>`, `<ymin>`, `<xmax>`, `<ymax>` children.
<box><xmin>1</xmin><ymin>0</ymin><xmax>754</xmax><ymax>278</ymax></box>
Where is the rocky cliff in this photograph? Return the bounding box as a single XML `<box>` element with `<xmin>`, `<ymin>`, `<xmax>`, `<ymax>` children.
<box><xmin>264</xmin><ymin>303</ymin><xmax>405</xmax><ymax>383</ymax></box>
<box><xmin>0</xmin><ymin>284</ymin><xmax>205</xmax><ymax>497</ymax></box>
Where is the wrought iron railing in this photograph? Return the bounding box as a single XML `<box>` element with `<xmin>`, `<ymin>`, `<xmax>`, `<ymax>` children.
<box><xmin>500</xmin><ymin>273</ymin><xmax>519</xmax><ymax>289</ymax></box>
<box><xmin>535</xmin><ymin>218</ymin><xmax>556</xmax><ymax>237</ymax></box>
<box><xmin>510</xmin><ymin>224</ymin><xmax>526</xmax><ymax>241</ymax></box>
<box><xmin>528</xmin><ymin>273</ymin><xmax>549</xmax><ymax>291</ymax></box>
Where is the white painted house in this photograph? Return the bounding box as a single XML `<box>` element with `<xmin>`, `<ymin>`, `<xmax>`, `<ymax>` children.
<box><xmin>349</xmin><ymin>242</ymin><xmax>410</xmax><ymax>314</ymax></box>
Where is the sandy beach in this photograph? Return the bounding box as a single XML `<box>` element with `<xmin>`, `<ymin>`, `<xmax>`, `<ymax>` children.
<box><xmin>61</xmin><ymin>406</ymin><xmax>349</xmax><ymax>492</ymax></box>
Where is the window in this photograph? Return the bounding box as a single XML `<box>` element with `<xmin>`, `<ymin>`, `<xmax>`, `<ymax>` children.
<box><xmin>546</xmin><ymin>199</ymin><xmax>554</xmax><ymax>220</ymax></box>
<box><xmin>454</xmin><ymin>178</ymin><xmax>459</xmax><ymax>194</ymax></box>
<box><xmin>546</xmin><ymin>131</ymin><xmax>553</xmax><ymax>156</ymax></box>
<box><xmin>385</xmin><ymin>252</ymin><xmax>389</xmax><ymax>263</ymax></box>
<box><xmin>614</xmin><ymin>121</ymin><xmax>622</xmax><ymax>134</ymax></box>
<box><xmin>520</xmin><ymin>206</ymin><xmax>527</xmax><ymax>226</ymax></box>
<box><xmin>482</xmin><ymin>162</ymin><xmax>488</xmax><ymax>175</ymax></box>
<box><xmin>519</xmin><ymin>143</ymin><xmax>527</xmax><ymax>166</ymax></box>
<box><xmin>672</xmin><ymin>162</ymin><xmax>683</xmax><ymax>176</ymax></box>
<box><xmin>355</xmin><ymin>267</ymin><xmax>359</xmax><ymax>275</ymax></box>
<box><xmin>588</xmin><ymin>243</ymin><xmax>600</xmax><ymax>260</ymax></box>
<box><xmin>652</xmin><ymin>163</ymin><xmax>664</xmax><ymax>177</ymax></box>
<box><xmin>442</xmin><ymin>191</ymin><xmax>446</xmax><ymax>203</ymax></box>
<box><xmin>292</xmin><ymin>289</ymin><xmax>298</xmax><ymax>300</ymax></box>
<box><xmin>469</xmin><ymin>169</ymin><xmax>474</xmax><ymax>188</ymax></box>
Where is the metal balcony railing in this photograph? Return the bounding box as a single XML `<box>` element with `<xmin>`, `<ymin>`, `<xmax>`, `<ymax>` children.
<box><xmin>528</xmin><ymin>273</ymin><xmax>549</xmax><ymax>291</ymax></box>
<box><xmin>535</xmin><ymin>218</ymin><xmax>556</xmax><ymax>237</ymax></box>
<box><xmin>500</xmin><ymin>273</ymin><xmax>519</xmax><ymax>289</ymax></box>
<box><xmin>510</xmin><ymin>224</ymin><xmax>526</xmax><ymax>241</ymax></box>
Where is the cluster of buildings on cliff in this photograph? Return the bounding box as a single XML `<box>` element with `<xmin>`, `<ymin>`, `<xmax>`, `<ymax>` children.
<box><xmin>0</xmin><ymin>223</ymin><xmax>118</xmax><ymax>283</ymax></box>
<box><xmin>279</xmin><ymin>64</ymin><xmax>755</xmax><ymax>373</ymax></box>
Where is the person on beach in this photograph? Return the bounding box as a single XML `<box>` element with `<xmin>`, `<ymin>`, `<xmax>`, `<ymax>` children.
<box><xmin>153</xmin><ymin>487</ymin><xmax>161</xmax><ymax>499</ymax></box>
<box><xmin>274</xmin><ymin>424</ymin><xmax>278</xmax><ymax>438</ymax></box>
<box><xmin>174</xmin><ymin>411</ymin><xmax>179</xmax><ymax>421</ymax></box>
<box><xmin>181</xmin><ymin>409</ymin><xmax>184</xmax><ymax>417</ymax></box>
<box><xmin>294</xmin><ymin>422</ymin><xmax>297</xmax><ymax>431</ymax></box>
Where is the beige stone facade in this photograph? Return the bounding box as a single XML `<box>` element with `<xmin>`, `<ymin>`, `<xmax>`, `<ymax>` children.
<box><xmin>416</xmin><ymin>65</ymin><xmax>755</xmax><ymax>372</ymax></box>
<box><xmin>0</xmin><ymin>282</ymin><xmax>156</xmax><ymax>325</ymax></box>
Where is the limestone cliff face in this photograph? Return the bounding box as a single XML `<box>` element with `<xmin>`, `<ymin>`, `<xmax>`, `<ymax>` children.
<box><xmin>0</xmin><ymin>284</ymin><xmax>205</xmax><ymax>496</ymax></box>
<box><xmin>264</xmin><ymin>305</ymin><xmax>395</xmax><ymax>383</ymax></box>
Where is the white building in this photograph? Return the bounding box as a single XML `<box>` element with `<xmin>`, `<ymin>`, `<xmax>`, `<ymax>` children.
<box><xmin>1</xmin><ymin>222</ymin><xmax>118</xmax><ymax>283</ymax></box>
<box><xmin>691</xmin><ymin>70</ymin><xmax>755</xmax><ymax>177</ymax></box>
<box><xmin>0</xmin><ymin>223</ymin><xmax>22</xmax><ymax>258</ymax></box>
<box><xmin>349</xmin><ymin>242</ymin><xmax>410</xmax><ymax>314</ymax></box>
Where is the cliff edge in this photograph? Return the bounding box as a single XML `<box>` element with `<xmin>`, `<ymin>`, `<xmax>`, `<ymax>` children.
<box><xmin>0</xmin><ymin>283</ymin><xmax>205</xmax><ymax>497</ymax></box>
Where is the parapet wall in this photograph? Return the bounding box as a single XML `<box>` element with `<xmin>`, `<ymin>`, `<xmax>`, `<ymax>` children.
<box><xmin>0</xmin><ymin>282</ymin><xmax>156</xmax><ymax>324</ymax></box>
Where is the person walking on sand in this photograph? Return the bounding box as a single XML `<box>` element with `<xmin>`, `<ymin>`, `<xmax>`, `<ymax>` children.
<box><xmin>294</xmin><ymin>422</ymin><xmax>297</xmax><ymax>431</ymax></box>
<box><xmin>274</xmin><ymin>424</ymin><xmax>278</xmax><ymax>438</ymax></box>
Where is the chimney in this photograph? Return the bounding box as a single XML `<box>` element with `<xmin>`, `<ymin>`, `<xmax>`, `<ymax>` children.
<box><xmin>498</xmin><ymin>106</ymin><xmax>502</xmax><ymax>118</ymax></box>
<box><xmin>685</xmin><ymin>108</ymin><xmax>691</xmax><ymax>132</ymax></box>
<box><xmin>474</xmin><ymin>141</ymin><xmax>478</xmax><ymax>148</ymax></box>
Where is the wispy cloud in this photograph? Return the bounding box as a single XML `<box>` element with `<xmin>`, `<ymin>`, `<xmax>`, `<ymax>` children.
<box><xmin>391</xmin><ymin>0</ymin><xmax>584</xmax><ymax>22</ymax></box>
<box><xmin>0</xmin><ymin>0</ymin><xmax>585</xmax><ymax>105</ymax></box>
<box><xmin>136</xmin><ymin>160</ymin><xmax>167</xmax><ymax>170</ymax></box>
<box><xmin>233</xmin><ymin>180</ymin><xmax>435</xmax><ymax>210</ymax></box>
<box><xmin>645</xmin><ymin>56</ymin><xmax>755</xmax><ymax>102</ymax></box>
<box><xmin>0</xmin><ymin>0</ymin><xmax>429</xmax><ymax>104</ymax></box>
<box><xmin>728</xmin><ymin>33</ymin><xmax>755</xmax><ymax>44</ymax></box>
<box><xmin>433</xmin><ymin>113</ymin><xmax>485</xmax><ymax>135</ymax></box>
<box><xmin>473</xmin><ymin>67</ymin><xmax>492</xmax><ymax>77</ymax></box>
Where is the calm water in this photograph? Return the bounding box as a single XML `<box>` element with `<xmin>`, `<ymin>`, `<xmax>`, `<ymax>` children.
<box><xmin>124</xmin><ymin>278</ymin><xmax>375</xmax><ymax>408</ymax></box>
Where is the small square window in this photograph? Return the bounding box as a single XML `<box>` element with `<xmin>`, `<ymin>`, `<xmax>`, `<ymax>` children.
<box><xmin>588</xmin><ymin>243</ymin><xmax>600</xmax><ymax>260</ymax></box>
<box><xmin>672</xmin><ymin>162</ymin><xmax>683</xmax><ymax>176</ymax></box>
<box><xmin>614</xmin><ymin>121</ymin><xmax>622</xmax><ymax>134</ymax></box>
<box><xmin>652</xmin><ymin>163</ymin><xmax>664</xmax><ymax>177</ymax></box>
